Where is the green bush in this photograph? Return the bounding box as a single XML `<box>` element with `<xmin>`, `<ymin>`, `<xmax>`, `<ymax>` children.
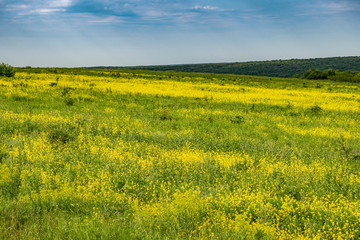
<box><xmin>328</xmin><ymin>71</ymin><xmax>360</xmax><ymax>83</ymax></box>
<box><xmin>302</xmin><ymin>68</ymin><xmax>360</xmax><ymax>82</ymax></box>
<box><xmin>0</xmin><ymin>63</ymin><xmax>16</xmax><ymax>77</ymax></box>
<box><xmin>303</xmin><ymin>69</ymin><xmax>327</xmax><ymax>80</ymax></box>
<box><xmin>324</xmin><ymin>69</ymin><xmax>336</xmax><ymax>77</ymax></box>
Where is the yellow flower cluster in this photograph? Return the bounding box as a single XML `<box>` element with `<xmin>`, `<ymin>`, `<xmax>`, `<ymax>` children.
<box><xmin>0</xmin><ymin>70</ymin><xmax>359</xmax><ymax>239</ymax></box>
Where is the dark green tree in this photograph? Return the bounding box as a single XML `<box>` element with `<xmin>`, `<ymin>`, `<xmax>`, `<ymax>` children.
<box><xmin>0</xmin><ymin>63</ymin><xmax>16</xmax><ymax>77</ymax></box>
<box><xmin>324</xmin><ymin>69</ymin><xmax>336</xmax><ymax>77</ymax></box>
<box><xmin>303</xmin><ymin>69</ymin><xmax>327</xmax><ymax>80</ymax></box>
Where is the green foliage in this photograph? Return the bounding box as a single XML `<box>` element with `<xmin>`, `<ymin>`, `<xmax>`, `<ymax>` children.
<box><xmin>124</xmin><ymin>56</ymin><xmax>360</xmax><ymax>78</ymax></box>
<box><xmin>48</xmin><ymin>127</ymin><xmax>75</xmax><ymax>144</ymax></box>
<box><xmin>328</xmin><ymin>70</ymin><xmax>360</xmax><ymax>82</ymax></box>
<box><xmin>64</xmin><ymin>97</ymin><xmax>75</xmax><ymax>106</ymax></box>
<box><xmin>0</xmin><ymin>68</ymin><xmax>360</xmax><ymax>239</ymax></box>
<box><xmin>0</xmin><ymin>144</ymin><xmax>9</xmax><ymax>164</ymax></box>
<box><xmin>0</xmin><ymin>63</ymin><xmax>15</xmax><ymax>77</ymax></box>
<box><xmin>303</xmin><ymin>69</ymin><xmax>328</xmax><ymax>80</ymax></box>
<box><xmin>324</xmin><ymin>69</ymin><xmax>336</xmax><ymax>76</ymax></box>
<box><xmin>301</xmin><ymin>68</ymin><xmax>360</xmax><ymax>82</ymax></box>
<box><xmin>230</xmin><ymin>115</ymin><xmax>245</xmax><ymax>124</ymax></box>
<box><xmin>307</xmin><ymin>104</ymin><xmax>323</xmax><ymax>114</ymax></box>
<box><xmin>60</xmin><ymin>87</ymin><xmax>75</xmax><ymax>106</ymax></box>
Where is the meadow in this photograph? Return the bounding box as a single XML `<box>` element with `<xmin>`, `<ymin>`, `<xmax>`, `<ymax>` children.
<box><xmin>0</xmin><ymin>68</ymin><xmax>360</xmax><ymax>239</ymax></box>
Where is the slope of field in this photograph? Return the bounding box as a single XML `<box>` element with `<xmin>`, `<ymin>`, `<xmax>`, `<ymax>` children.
<box><xmin>125</xmin><ymin>56</ymin><xmax>360</xmax><ymax>77</ymax></box>
<box><xmin>1</xmin><ymin>69</ymin><xmax>360</xmax><ymax>239</ymax></box>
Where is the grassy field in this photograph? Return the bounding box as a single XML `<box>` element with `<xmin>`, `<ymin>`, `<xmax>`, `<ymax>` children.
<box><xmin>0</xmin><ymin>69</ymin><xmax>360</xmax><ymax>239</ymax></box>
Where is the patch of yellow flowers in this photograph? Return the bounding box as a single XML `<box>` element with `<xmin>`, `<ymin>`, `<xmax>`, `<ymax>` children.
<box><xmin>0</xmin><ymin>71</ymin><xmax>360</xmax><ymax>239</ymax></box>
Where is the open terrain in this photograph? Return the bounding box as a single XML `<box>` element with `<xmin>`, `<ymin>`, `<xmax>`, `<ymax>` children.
<box><xmin>1</xmin><ymin>69</ymin><xmax>360</xmax><ymax>239</ymax></box>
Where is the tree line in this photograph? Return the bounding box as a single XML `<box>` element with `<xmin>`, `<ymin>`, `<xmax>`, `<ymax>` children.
<box><xmin>130</xmin><ymin>56</ymin><xmax>360</xmax><ymax>78</ymax></box>
<box><xmin>302</xmin><ymin>68</ymin><xmax>360</xmax><ymax>82</ymax></box>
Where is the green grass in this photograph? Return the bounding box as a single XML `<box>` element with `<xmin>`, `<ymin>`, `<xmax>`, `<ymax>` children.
<box><xmin>0</xmin><ymin>69</ymin><xmax>360</xmax><ymax>239</ymax></box>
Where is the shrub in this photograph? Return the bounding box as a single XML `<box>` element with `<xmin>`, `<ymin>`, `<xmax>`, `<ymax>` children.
<box><xmin>328</xmin><ymin>71</ymin><xmax>360</xmax><ymax>83</ymax></box>
<box><xmin>48</xmin><ymin>124</ymin><xmax>77</xmax><ymax>145</ymax></box>
<box><xmin>308</xmin><ymin>104</ymin><xmax>323</xmax><ymax>114</ymax></box>
<box><xmin>64</xmin><ymin>97</ymin><xmax>75</xmax><ymax>106</ymax></box>
<box><xmin>60</xmin><ymin>87</ymin><xmax>75</xmax><ymax>106</ymax></box>
<box><xmin>324</xmin><ymin>69</ymin><xmax>336</xmax><ymax>77</ymax></box>
<box><xmin>303</xmin><ymin>69</ymin><xmax>327</xmax><ymax>80</ymax></box>
<box><xmin>157</xmin><ymin>108</ymin><xmax>172</xmax><ymax>121</ymax></box>
<box><xmin>0</xmin><ymin>63</ymin><xmax>16</xmax><ymax>77</ymax></box>
<box><xmin>0</xmin><ymin>143</ymin><xmax>9</xmax><ymax>164</ymax></box>
<box><xmin>231</xmin><ymin>115</ymin><xmax>245</xmax><ymax>124</ymax></box>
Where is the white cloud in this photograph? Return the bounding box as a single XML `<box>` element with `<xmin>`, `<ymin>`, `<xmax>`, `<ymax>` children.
<box><xmin>6</xmin><ymin>4</ymin><xmax>31</xmax><ymax>10</ymax></box>
<box><xmin>3</xmin><ymin>1</ymin><xmax>238</xmax><ymax>28</ymax></box>
<box><xmin>192</xmin><ymin>5</ymin><xmax>232</xmax><ymax>11</ymax></box>
<box><xmin>34</xmin><ymin>8</ymin><xmax>66</xmax><ymax>14</ymax></box>
<box><xmin>6</xmin><ymin>0</ymin><xmax>73</xmax><ymax>16</ymax></box>
<box><xmin>88</xmin><ymin>16</ymin><xmax>121</xmax><ymax>23</ymax></box>
<box><xmin>193</xmin><ymin>5</ymin><xmax>219</xmax><ymax>11</ymax></box>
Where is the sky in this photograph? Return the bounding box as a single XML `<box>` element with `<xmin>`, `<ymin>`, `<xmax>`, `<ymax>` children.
<box><xmin>0</xmin><ymin>0</ymin><xmax>360</xmax><ymax>67</ymax></box>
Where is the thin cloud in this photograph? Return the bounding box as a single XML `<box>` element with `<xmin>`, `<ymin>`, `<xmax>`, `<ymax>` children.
<box><xmin>193</xmin><ymin>5</ymin><xmax>219</xmax><ymax>11</ymax></box>
<box><xmin>319</xmin><ymin>1</ymin><xmax>358</xmax><ymax>13</ymax></box>
<box><xmin>299</xmin><ymin>0</ymin><xmax>360</xmax><ymax>15</ymax></box>
<box><xmin>0</xmin><ymin>0</ymin><xmax>307</xmax><ymax>28</ymax></box>
<box><xmin>192</xmin><ymin>5</ymin><xmax>233</xmax><ymax>12</ymax></box>
<box><xmin>88</xmin><ymin>16</ymin><xmax>122</xmax><ymax>23</ymax></box>
<box><xmin>48</xmin><ymin>0</ymin><xmax>72</xmax><ymax>8</ymax></box>
<box><xmin>31</xmin><ymin>8</ymin><xmax>66</xmax><ymax>14</ymax></box>
<box><xmin>5</xmin><ymin>0</ymin><xmax>73</xmax><ymax>16</ymax></box>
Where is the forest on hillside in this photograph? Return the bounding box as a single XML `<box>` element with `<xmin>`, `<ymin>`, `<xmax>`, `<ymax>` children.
<box><xmin>123</xmin><ymin>56</ymin><xmax>360</xmax><ymax>78</ymax></box>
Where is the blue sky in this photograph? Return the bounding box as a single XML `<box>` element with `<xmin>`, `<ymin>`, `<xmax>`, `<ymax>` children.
<box><xmin>1</xmin><ymin>0</ymin><xmax>360</xmax><ymax>67</ymax></box>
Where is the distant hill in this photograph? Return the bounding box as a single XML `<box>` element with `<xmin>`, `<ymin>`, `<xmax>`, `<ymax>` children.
<box><xmin>123</xmin><ymin>56</ymin><xmax>360</xmax><ymax>78</ymax></box>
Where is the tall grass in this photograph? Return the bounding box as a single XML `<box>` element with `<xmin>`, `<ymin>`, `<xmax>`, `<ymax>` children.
<box><xmin>0</xmin><ymin>70</ymin><xmax>359</xmax><ymax>239</ymax></box>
